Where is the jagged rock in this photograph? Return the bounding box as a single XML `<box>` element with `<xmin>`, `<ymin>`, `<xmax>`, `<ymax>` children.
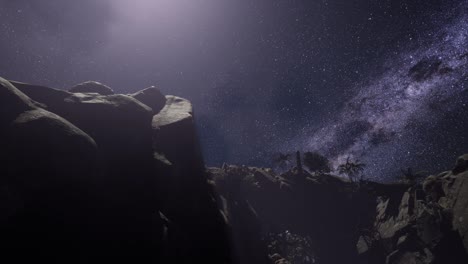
<box><xmin>59</xmin><ymin>93</ymin><xmax>154</xmax><ymax>160</ymax></box>
<box><xmin>0</xmin><ymin>78</ymin><xmax>98</xmax><ymax>184</ymax></box>
<box><xmin>12</xmin><ymin>81</ymin><xmax>154</xmax><ymax>163</ymax></box>
<box><xmin>152</xmin><ymin>95</ymin><xmax>204</xmax><ymax>176</ymax></box>
<box><xmin>69</xmin><ymin>81</ymin><xmax>114</xmax><ymax>95</ymax></box>
<box><xmin>152</xmin><ymin>96</ymin><xmax>231</xmax><ymax>263</ymax></box>
<box><xmin>0</xmin><ymin>78</ymin><xmax>37</xmax><ymax>124</ymax></box>
<box><xmin>0</xmin><ymin>78</ymin><xmax>100</xmax><ymax>260</ymax></box>
<box><xmin>361</xmin><ymin>155</ymin><xmax>468</xmax><ymax>264</ymax></box>
<box><xmin>275</xmin><ymin>258</ymin><xmax>291</xmax><ymax>264</ymax></box>
<box><xmin>453</xmin><ymin>154</ymin><xmax>468</xmax><ymax>175</ymax></box>
<box><xmin>357</xmin><ymin>236</ymin><xmax>371</xmax><ymax>255</ymax></box>
<box><xmin>269</xmin><ymin>253</ymin><xmax>283</xmax><ymax>262</ymax></box>
<box><xmin>423</xmin><ymin>175</ymin><xmax>445</xmax><ymax>203</ymax></box>
<box><xmin>448</xmin><ymin>170</ymin><xmax>468</xmax><ymax>253</ymax></box>
<box><xmin>386</xmin><ymin>249</ymin><xmax>433</xmax><ymax>264</ymax></box>
<box><xmin>130</xmin><ymin>86</ymin><xmax>166</xmax><ymax>114</ymax></box>
<box><xmin>1</xmin><ymin>78</ymin><xmax>232</xmax><ymax>263</ymax></box>
<box><xmin>5</xmin><ymin>76</ymin><xmax>468</xmax><ymax>264</ymax></box>
<box><xmin>9</xmin><ymin>80</ymin><xmax>71</xmax><ymax>110</ymax></box>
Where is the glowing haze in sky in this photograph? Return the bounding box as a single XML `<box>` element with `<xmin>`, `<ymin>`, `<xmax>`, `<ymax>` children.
<box><xmin>1</xmin><ymin>0</ymin><xmax>467</xmax><ymax>180</ymax></box>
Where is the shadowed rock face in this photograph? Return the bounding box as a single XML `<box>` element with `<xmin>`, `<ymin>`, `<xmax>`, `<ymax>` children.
<box><xmin>210</xmin><ymin>165</ymin><xmax>411</xmax><ymax>264</ymax></box>
<box><xmin>11</xmin><ymin>81</ymin><xmax>154</xmax><ymax>164</ymax></box>
<box><xmin>152</xmin><ymin>95</ymin><xmax>230</xmax><ymax>263</ymax></box>
<box><xmin>3</xmin><ymin>77</ymin><xmax>467</xmax><ymax>264</ymax></box>
<box><xmin>356</xmin><ymin>155</ymin><xmax>468</xmax><ymax>264</ymax></box>
<box><xmin>209</xmin><ymin>156</ymin><xmax>468</xmax><ymax>264</ymax></box>
<box><xmin>152</xmin><ymin>95</ymin><xmax>203</xmax><ymax>171</ymax></box>
<box><xmin>130</xmin><ymin>86</ymin><xmax>166</xmax><ymax>114</ymax></box>
<box><xmin>0</xmin><ymin>78</ymin><xmax>100</xmax><ymax>261</ymax></box>
<box><xmin>0</xmin><ymin>78</ymin><xmax>38</xmax><ymax>124</ymax></box>
<box><xmin>0</xmin><ymin>78</ymin><xmax>231</xmax><ymax>263</ymax></box>
<box><xmin>69</xmin><ymin>81</ymin><xmax>114</xmax><ymax>95</ymax></box>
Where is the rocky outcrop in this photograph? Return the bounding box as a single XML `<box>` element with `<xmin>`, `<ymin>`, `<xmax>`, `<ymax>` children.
<box><xmin>0</xmin><ymin>78</ymin><xmax>230</xmax><ymax>263</ymax></box>
<box><xmin>209</xmin><ymin>164</ymin><xmax>411</xmax><ymax>264</ymax></box>
<box><xmin>209</xmin><ymin>158</ymin><xmax>468</xmax><ymax>264</ymax></box>
<box><xmin>0</xmin><ymin>77</ymin><xmax>100</xmax><ymax>261</ymax></box>
<box><xmin>11</xmin><ymin>81</ymin><xmax>154</xmax><ymax>162</ymax></box>
<box><xmin>3</xmin><ymin>77</ymin><xmax>468</xmax><ymax>264</ymax></box>
<box><xmin>152</xmin><ymin>95</ymin><xmax>230</xmax><ymax>263</ymax></box>
<box><xmin>357</xmin><ymin>155</ymin><xmax>468</xmax><ymax>264</ymax></box>
<box><xmin>130</xmin><ymin>86</ymin><xmax>166</xmax><ymax>114</ymax></box>
<box><xmin>68</xmin><ymin>81</ymin><xmax>114</xmax><ymax>95</ymax></box>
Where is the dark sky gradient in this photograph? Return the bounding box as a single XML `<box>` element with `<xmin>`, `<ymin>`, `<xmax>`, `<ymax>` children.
<box><xmin>1</xmin><ymin>0</ymin><xmax>467</xmax><ymax>180</ymax></box>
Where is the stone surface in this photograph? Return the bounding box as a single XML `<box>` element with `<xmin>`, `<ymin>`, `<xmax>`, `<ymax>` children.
<box><xmin>69</xmin><ymin>81</ymin><xmax>114</xmax><ymax>95</ymax></box>
<box><xmin>0</xmin><ymin>78</ymin><xmax>37</xmax><ymax>124</ymax></box>
<box><xmin>0</xmin><ymin>78</ymin><xmax>101</xmax><ymax>261</ymax></box>
<box><xmin>4</xmin><ymin>76</ymin><xmax>468</xmax><ymax>264</ymax></box>
<box><xmin>360</xmin><ymin>155</ymin><xmax>468</xmax><ymax>264</ymax></box>
<box><xmin>13</xmin><ymin>81</ymin><xmax>154</xmax><ymax>163</ymax></box>
<box><xmin>130</xmin><ymin>86</ymin><xmax>166</xmax><ymax>114</ymax></box>
<box><xmin>152</xmin><ymin>95</ymin><xmax>230</xmax><ymax>263</ymax></box>
<box><xmin>448</xmin><ymin>171</ymin><xmax>468</xmax><ymax>253</ymax></box>
<box><xmin>152</xmin><ymin>95</ymin><xmax>203</xmax><ymax>176</ymax></box>
<box><xmin>453</xmin><ymin>154</ymin><xmax>468</xmax><ymax>175</ymax></box>
<box><xmin>0</xmin><ymin>78</ymin><xmax>231</xmax><ymax>263</ymax></box>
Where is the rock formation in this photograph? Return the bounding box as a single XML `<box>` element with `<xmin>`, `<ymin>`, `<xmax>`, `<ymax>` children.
<box><xmin>0</xmin><ymin>78</ymin><xmax>230</xmax><ymax>263</ymax></box>
<box><xmin>209</xmin><ymin>156</ymin><xmax>468</xmax><ymax>264</ymax></box>
<box><xmin>1</xmin><ymin>77</ymin><xmax>467</xmax><ymax>264</ymax></box>
<box><xmin>68</xmin><ymin>81</ymin><xmax>114</xmax><ymax>95</ymax></box>
<box><xmin>356</xmin><ymin>155</ymin><xmax>468</xmax><ymax>264</ymax></box>
<box><xmin>129</xmin><ymin>86</ymin><xmax>166</xmax><ymax>114</ymax></box>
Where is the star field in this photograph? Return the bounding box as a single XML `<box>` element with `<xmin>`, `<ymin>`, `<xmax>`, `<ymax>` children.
<box><xmin>0</xmin><ymin>0</ymin><xmax>466</xmax><ymax>181</ymax></box>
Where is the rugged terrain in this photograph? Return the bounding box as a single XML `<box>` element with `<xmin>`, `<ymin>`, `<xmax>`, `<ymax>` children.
<box><xmin>1</xmin><ymin>77</ymin><xmax>467</xmax><ymax>264</ymax></box>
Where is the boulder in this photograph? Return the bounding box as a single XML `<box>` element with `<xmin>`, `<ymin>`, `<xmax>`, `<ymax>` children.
<box><xmin>386</xmin><ymin>249</ymin><xmax>433</xmax><ymax>264</ymax></box>
<box><xmin>453</xmin><ymin>154</ymin><xmax>468</xmax><ymax>175</ymax></box>
<box><xmin>1</xmin><ymin>78</ymin><xmax>231</xmax><ymax>263</ymax></box>
<box><xmin>12</xmin><ymin>81</ymin><xmax>154</xmax><ymax>163</ymax></box>
<box><xmin>0</xmin><ymin>78</ymin><xmax>97</xmax><ymax>182</ymax></box>
<box><xmin>9</xmin><ymin>80</ymin><xmax>71</xmax><ymax>110</ymax></box>
<box><xmin>0</xmin><ymin>78</ymin><xmax>99</xmax><ymax>260</ymax></box>
<box><xmin>152</xmin><ymin>95</ymin><xmax>203</xmax><ymax>172</ymax></box>
<box><xmin>130</xmin><ymin>86</ymin><xmax>166</xmax><ymax>114</ymax></box>
<box><xmin>448</xmin><ymin>171</ymin><xmax>468</xmax><ymax>253</ymax></box>
<box><xmin>361</xmin><ymin>156</ymin><xmax>468</xmax><ymax>264</ymax></box>
<box><xmin>59</xmin><ymin>93</ymin><xmax>154</xmax><ymax>161</ymax></box>
<box><xmin>5</xmin><ymin>108</ymin><xmax>98</xmax><ymax>186</ymax></box>
<box><xmin>152</xmin><ymin>96</ymin><xmax>231</xmax><ymax>263</ymax></box>
<box><xmin>69</xmin><ymin>81</ymin><xmax>114</xmax><ymax>95</ymax></box>
<box><xmin>0</xmin><ymin>78</ymin><xmax>37</xmax><ymax>125</ymax></box>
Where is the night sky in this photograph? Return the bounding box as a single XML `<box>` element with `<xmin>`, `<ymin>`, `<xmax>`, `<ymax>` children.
<box><xmin>1</xmin><ymin>0</ymin><xmax>467</xmax><ymax>181</ymax></box>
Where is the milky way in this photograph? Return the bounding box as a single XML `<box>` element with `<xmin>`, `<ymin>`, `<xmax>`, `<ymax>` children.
<box><xmin>287</xmin><ymin>3</ymin><xmax>468</xmax><ymax>180</ymax></box>
<box><xmin>1</xmin><ymin>1</ymin><xmax>466</xmax><ymax>181</ymax></box>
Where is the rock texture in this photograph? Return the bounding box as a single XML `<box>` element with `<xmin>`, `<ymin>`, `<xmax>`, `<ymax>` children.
<box><xmin>68</xmin><ymin>81</ymin><xmax>114</xmax><ymax>95</ymax></box>
<box><xmin>130</xmin><ymin>86</ymin><xmax>166</xmax><ymax>114</ymax></box>
<box><xmin>1</xmin><ymin>78</ymin><xmax>230</xmax><ymax>263</ymax></box>
<box><xmin>151</xmin><ymin>95</ymin><xmax>230</xmax><ymax>263</ymax></box>
<box><xmin>2</xmin><ymin>77</ymin><xmax>467</xmax><ymax>264</ymax></box>
<box><xmin>0</xmin><ymin>78</ymin><xmax>100</xmax><ymax>261</ymax></box>
<box><xmin>210</xmin><ymin>157</ymin><xmax>468</xmax><ymax>264</ymax></box>
<box><xmin>209</xmin><ymin>165</ymin><xmax>410</xmax><ymax>264</ymax></box>
<box><xmin>356</xmin><ymin>155</ymin><xmax>468</xmax><ymax>264</ymax></box>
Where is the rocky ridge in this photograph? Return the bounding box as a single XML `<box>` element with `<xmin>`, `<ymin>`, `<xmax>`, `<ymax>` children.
<box><xmin>0</xmin><ymin>78</ymin><xmax>229</xmax><ymax>263</ymax></box>
<box><xmin>209</xmin><ymin>157</ymin><xmax>468</xmax><ymax>264</ymax></box>
<box><xmin>1</xmin><ymin>77</ymin><xmax>467</xmax><ymax>264</ymax></box>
